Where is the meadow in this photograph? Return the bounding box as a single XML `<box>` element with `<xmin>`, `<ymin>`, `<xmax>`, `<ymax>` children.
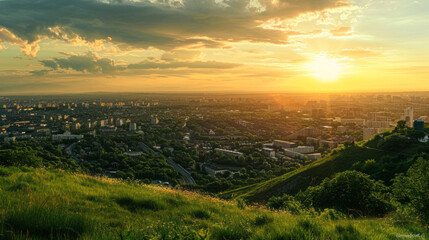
<box><xmin>0</xmin><ymin>166</ymin><xmax>426</xmax><ymax>239</ymax></box>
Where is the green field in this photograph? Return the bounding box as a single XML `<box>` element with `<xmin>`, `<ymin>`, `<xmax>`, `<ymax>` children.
<box><xmin>0</xmin><ymin>166</ymin><xmax>426</xmax><ymax>239</ymax></box>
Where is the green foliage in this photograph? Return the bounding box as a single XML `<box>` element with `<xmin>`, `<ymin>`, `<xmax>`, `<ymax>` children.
<box><xmin>0</xmin><ymin>167</ymin><xmax>427</xmax><ymax>239</ymax></box>
<box><xmin>393</xmin><ymin>157</ymin><xmax>429</xmax><ymax>225</ymax></box>
<box><xmin>266</xmin><ymin>194</ymin><xmax>303</xmax><ymax>214</ymax></box>
<box><xmin>0</xmin><ymin>149</ymin><xmax>43</xmax><ymax>167</ymax></box>
<box><xmin>3</xmin><ymin>204</ymin><xmax>92</xmax><ymax>239</ymax></box>
<box><xmin>191</xmin><ymin>209</ymin><xmax>211</xmax><ymax>219</ymax></box>
<box><xmin>253</xmin><ymin>214</ymin><xmax>274</xmax><ymax>226</ymax></box>
<box><xmin>297</xmin><ymin>171</ymin><xmax>394</xmax><ymax>216</ymax></box>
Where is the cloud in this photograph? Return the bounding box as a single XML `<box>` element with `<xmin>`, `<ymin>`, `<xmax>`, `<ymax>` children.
<box><xmin>329</xmin><ymin>26</ymin><xmax>352</xmax><ymax>37</ymax></box>
<box><xmin>41</xmin><ymin>53</ymin><xmax>125</xmax><ymax>74</ymax></box>
<box><xmin>0</xmin><ymin>28</ymin><xmax>40</xmax><ymax>57</ymax></box>
<box><xmin>334</xmin><ymin>49</ymin><xmax>379</xmax><ymax>59</ymax></box>
<box><xmin>39</xmin><ymin>52</ymin><xmax>240</xmax><ymax>75</ymax></box>
<box><xmin>30</xmin><ymin>70</ymin><xmax>51</xmax><ymax>76</ymax></box>
<box><xmin>128</xmin><ymin>60</ymin><xmax>241</xmax><ymax>70</ymax></box>
<box><xmin>0</xmin><ymin>0</ymin><xmax>348</xmax><ymax>55</ymax></box>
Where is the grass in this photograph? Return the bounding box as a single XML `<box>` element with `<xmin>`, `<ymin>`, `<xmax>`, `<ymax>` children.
<box><xmin>222</xmin><ymin>145</ymin><xmax>386</xmax><ymax>202</ymax></box>
<box><xmin>0</xmin><ymin>166</ymin><xmax>427</xmax><ymax>239</ymax></box>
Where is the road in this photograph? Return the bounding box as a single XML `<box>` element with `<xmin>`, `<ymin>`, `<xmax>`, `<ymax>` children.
<box><xmin>167</xmin><ymin>157</ymin><xmax>196</xmax><ymax>185</ymax></box>
<box><xmin>138</xmin><ymin>142</ymin><xmax>195</xmax><ymax>184</ymax></box>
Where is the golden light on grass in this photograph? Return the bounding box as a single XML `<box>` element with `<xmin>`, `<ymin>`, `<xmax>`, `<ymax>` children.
<box><xmin>307</xmin><ymin>55</ymin><xmax>344</xmax><ymax>82</ymax></box>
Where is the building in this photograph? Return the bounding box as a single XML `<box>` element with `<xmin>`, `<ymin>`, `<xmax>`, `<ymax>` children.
<box><xmin>214</xmin><ymin>148</ymin><xmax>243</xmax><ymax>157</ymax></box>
<box><xmin>319</xmin><ymin>140</ymin><xmax>338</xmax><ymax>149</ymax></box>
<box><xmin>262</xmin><ymin>147</ymin><xmax>276</xmax><ymax>158</ymax></box>
<box><xmin>365</xmin><ymin>120</ymin><xmax>391</xmax><ymax>128</ymax></box>
<box><xmin>116</xmin><ymin>119</ymin><xmax>124</xmax><ymax>126</ymax></box>
<box><xmin>286</xmin><ymin>146</ymin><xmax>314</xmax><ymax>154</ymax></box>
<box><xmin>273</xmin><ymin>140</ymin><xmax>297</xmax><ymax>149</ymax></box>
<box><xmin>4</xmin><ymin>136</ymin><xmax>16</xmax><ymax>142</ymax></box>
<box><xmin>283</xmin><ymin>149</ymin><xmax>321</xmax><ymax>160</ymax></box>
<box><xmin>363</xmin><ymin>128</ymin><xmax>381</xmax><ymax>140</ymax></box>
<box><xmin>414</xmin><ymin>119</ymin><xmax>424</xmax><ymax>131</ymax></box>
<box><xmin>52</xmin><ymin>131</ymin><xmax>83</xmax><ymax>141</ymax></box>
<box><xmin>306</xmin><ymin>137</ymin><xmax>320</xmax><ymax>147</ymax></box>
<box><xmin>404</xmin><ymin>107</ymin><xmax>414</xmax><ymax>127</ymax></box>
<box><xmin>151</xmin><ymin>117</ymin><xmax>159</xmax><ymax>125</ymax></box>
<box><xmin>341</xmin><ymin>119</ymin><xmax>366</xmax><ymax>126</ymax></box>
<box><xmin>129</xmin><ymin>122</ymin><xmax>137</xmax><ymax>131</ymax></box>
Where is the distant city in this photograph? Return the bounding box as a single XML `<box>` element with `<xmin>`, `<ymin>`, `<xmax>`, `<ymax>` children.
<box><xmin>1</xmin><ymin>92</ymin><xmax>428</xmax><ymax>184</ymax></box>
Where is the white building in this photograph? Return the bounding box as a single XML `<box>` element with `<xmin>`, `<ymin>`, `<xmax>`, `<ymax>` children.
<box><xmin>286</xmin><ymin>146</ymin><xmax>314</xmax><ymax>154</ymax></box>
<box><xmin>273</xmin><ymin>140</ymin><xmax>297</xmax><ymax>149</ymax></box>
<box><xmin>52</xmin><ymin>131</ymin><xmax>83</xmax><ymax>141</ymax></box>
<box><xmin>214</xmin><ymin>148</ymin><xmax>243</xmax><ymax>157</ymax></box>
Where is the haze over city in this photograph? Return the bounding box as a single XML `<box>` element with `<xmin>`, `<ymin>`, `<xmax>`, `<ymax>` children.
<box><xmin>0</xmin><ymin>0</ymin><xmax>428</xmax><ymax>94</ymax></box>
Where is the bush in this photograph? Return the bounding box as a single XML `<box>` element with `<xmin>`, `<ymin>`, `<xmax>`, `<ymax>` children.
<box><xmin>266</xmin><ymin>194</ymin><xmax>303</xmax><ymax>214</ymax></box>
<box><xmin>253</xmin><ymin>214</ymin><xmax>273</xmax><ymax>226</ymax></box>
<box><xmin>296</xmin><ymin>171</ymin><xmax>394</xmax><ymax>216</ymax></box>
<box><xmin>393</xmin><ymin>157</ymin><xmax>429</xmax><ymax>225</ymax></box>
<box><xmin>319</xmin><ymin>208</ymin><xmax>346</xmax><ymax>220</ymax></box>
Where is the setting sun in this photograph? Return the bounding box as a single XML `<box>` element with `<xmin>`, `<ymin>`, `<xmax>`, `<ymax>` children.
<box><xmin>308</xmin><ymin>56</ymin><xmax>344</xmax><ymax>82</ymax></box>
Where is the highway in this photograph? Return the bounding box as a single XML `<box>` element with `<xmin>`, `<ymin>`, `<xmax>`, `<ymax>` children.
<box><xmin>167</xmin><ymin>157</ymin><xmax>196</xmax><ymax>185</ymax></box>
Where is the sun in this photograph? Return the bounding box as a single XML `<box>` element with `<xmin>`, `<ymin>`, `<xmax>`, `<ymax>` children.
<box><xmin>308</xmin><ymin>56</ymin><xmax>343</xmax><ymax>82</ymax></box>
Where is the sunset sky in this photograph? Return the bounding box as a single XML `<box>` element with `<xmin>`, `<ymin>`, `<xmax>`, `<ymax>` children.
<box><xmin>0</xmin><ymin>0</ymin><xmax>428</xmax><ymax>94</ymax></box>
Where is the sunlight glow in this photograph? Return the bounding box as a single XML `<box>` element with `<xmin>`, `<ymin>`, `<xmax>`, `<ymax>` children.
<box><xmin>308</xmin><ymin>56</ymin><xmax>343</xmax><ymax>82</ymax></box>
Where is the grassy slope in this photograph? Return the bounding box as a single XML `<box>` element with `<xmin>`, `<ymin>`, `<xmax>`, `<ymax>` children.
<box><xmin>222</xmin><ymin>145</ymin><xmax>387</xmax><ymax>202</ymax></box>
<box><xmin>0</xmin><ymin>167</ymin><xmax>426</xmax><ymax>240</ymax></box>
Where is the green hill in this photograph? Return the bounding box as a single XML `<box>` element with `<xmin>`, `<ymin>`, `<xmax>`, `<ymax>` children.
<box><xmin>222</xmin><ymin>128</ymin><xmax>429</xmax><ymax>203</ymax></box>
<box><xmin>0</xmin><ymin>166</ymin><xmax>426</xmax><ymax>239</ymax></box>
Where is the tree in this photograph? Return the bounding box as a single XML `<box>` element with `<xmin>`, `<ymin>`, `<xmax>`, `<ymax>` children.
<box><xmin>296</xmin><ymin>171</ymin><xmax>394</xmax><ymax>216</ymax></box>
<box><xmin>393</xmin><ymin>157</ymin><xmax>429</xmax><ymax>225</ymax></box>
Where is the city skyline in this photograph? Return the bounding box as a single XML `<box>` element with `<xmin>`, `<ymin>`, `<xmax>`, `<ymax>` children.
<box><xmin>0</xmin><ymin>0</ymin><xmax>428</xmax><ymax>94</ymax></box>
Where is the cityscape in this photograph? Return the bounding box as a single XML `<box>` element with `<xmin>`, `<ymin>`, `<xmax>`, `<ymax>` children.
<box><xmin>0</xmin><ymin>0</ymin><xmax>428</xmax><ymax>239</ymax></box>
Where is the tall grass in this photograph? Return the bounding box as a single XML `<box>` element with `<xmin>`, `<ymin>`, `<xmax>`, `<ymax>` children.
<box><xmin>0</xmin><ymin>166</ymin><xmax>427</xmax><ymax>239</ymax></box>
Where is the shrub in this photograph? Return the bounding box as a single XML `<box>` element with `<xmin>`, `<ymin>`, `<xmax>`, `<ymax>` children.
<box><xmin>393</xmin><ymin>157</ymin><xmax>429</xmax><ymax>225</ymax></box>
<box><xmin>319</xmin><ymin>208</ymin><xmax>346</xmax><ymax>220</ymax></box>
<box><xmin>266</xmin><ymin>194</ymin><xmax>303</xmax><ymax>214</ymax></box>
<box><xmin>296</xmin><ymin>170</ymin><xmax>394</xmax><ymax>216</ymax></box>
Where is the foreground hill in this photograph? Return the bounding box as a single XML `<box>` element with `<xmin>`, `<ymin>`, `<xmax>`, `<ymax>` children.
<box><xmin>0</xmin><ymin>167</ymin><xmax>425</xmax><ymax>239</ymax></box>
<box><xmin>223</xmin><ymin>127</ymin><xmax>429</xmax><ymax>202</ymax></box>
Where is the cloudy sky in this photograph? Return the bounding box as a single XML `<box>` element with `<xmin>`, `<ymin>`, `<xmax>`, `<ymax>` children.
<box><xmin>0</xmin><ymin>0</ymin><xmax>428</xmax><ymax>94</ymax></box>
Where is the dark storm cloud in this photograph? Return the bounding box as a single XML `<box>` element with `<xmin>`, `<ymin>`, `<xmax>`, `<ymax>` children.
<box><xmin>0</xmin><ymin>0</ymin><xmax>347</xmax><ymax>54</ymax></box>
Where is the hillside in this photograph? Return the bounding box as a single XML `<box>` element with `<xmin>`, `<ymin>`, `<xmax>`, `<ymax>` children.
<box><xmin>0</xmin><ymin>166</ymin><xmax>426</xmax><ymax>239</ymax></box>
<box><xmin>222</xmin><ymin>127</ymin><xmax>429</xmax><ymax>202</ymax></box>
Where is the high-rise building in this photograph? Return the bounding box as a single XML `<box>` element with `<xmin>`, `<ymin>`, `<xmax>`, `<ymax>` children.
<box><xmin>404</xmin><ymin>107</ymin><xmax>414</xmax><ymax>127</ymax></box>
<box><xmin>413</xmin><ymin>119</ymin><xmax>424</xmax><ymax>131</ymax></box>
